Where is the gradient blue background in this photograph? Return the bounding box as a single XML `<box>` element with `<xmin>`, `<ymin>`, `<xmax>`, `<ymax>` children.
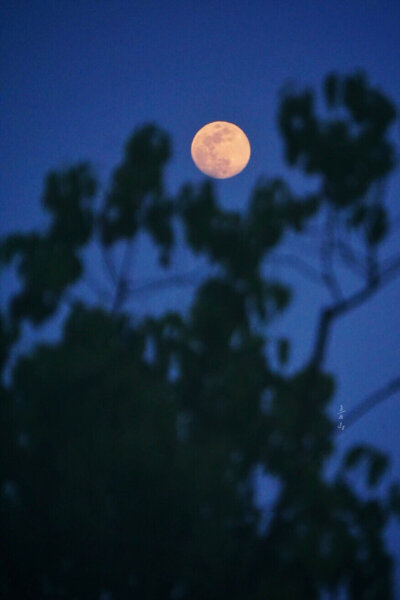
<box><xmin>1</xmin><ymin>0</ymin><xmax>399</xmax><ymax>591</ymax></box>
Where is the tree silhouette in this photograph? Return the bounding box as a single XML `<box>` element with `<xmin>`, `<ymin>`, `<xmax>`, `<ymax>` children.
<box><xmin>1</xmin><ymin>72</ymin><xmax>400</xmax><ymax>599</ymax></box>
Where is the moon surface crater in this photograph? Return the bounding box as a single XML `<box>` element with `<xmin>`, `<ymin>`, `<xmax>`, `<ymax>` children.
<box><xmin>191</xmin><ymin>121</ymin><xmax>251</xmax><ymax>179</ymax></box>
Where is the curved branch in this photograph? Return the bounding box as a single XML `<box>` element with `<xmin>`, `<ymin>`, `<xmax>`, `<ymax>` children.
<box><xmin>310</xmin><ymin>258</ymin><xmax>400</xmax><ymax>370</ymax></box>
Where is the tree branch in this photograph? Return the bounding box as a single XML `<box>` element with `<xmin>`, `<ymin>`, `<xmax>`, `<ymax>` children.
<box><xmin>112</xmin><ymin>240</ymin><xmax>136</xmax><ymax>313</ymax></box>
<box><xmin>81</xmin><ymin>273</ymin><xmax>112</xmax><ymax>304</ymax></box>
<box><xmin>381</xmin><ymin>254</ymin><xmax>400</xmax><ymax>277</ymax></box>
<box><xmin>101</xmin><ymin>244</ymin><xmax>118</xmax><ymax>285</ymax></box>
<box><xmin>93</xmin><ymin>212</ymin><xmax>119</xmax><ymax>286</ymax></box>
<box><xmin>320</xmin><ymin>209</ymin><xmax>342</xmax><ymax>301</ymax></box>
<box><xmin>343</xmin><ymin>376</ymin><xmax>400</xmax><ymax>430</ymax></box>
<box><xmin>336</xmin><ymin>240</ymin><xmax>366</xmax><ymax>277</ymax></box>
<box><xmin>126</xmin><ymin>269</ymin><xmax>205</xmax><ymax>296</ymax></box>
<box><xmin>310</xmin><ymin>257</ymin><xmax>400</xmax><ymax>370</ymax></box>
<box><xmin>267</xmin><ymin>253</ymin><xmax>324</xmax><ymax>287</ymax></box>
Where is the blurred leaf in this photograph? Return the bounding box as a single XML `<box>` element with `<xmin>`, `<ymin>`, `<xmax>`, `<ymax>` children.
<box><xmin>366</xmin><ymin>204</ymin><xmax>388</xmax><ymax>245</ymax></box>
<box><xmin>2</xmin><ymin>233</ymin><xmax>82</xmax><ymax>324</ymax></box>
<box><xmin>323</xmin><ymin>72</ymin><xmax>339</xmax><ymax>107</ymax></box>
<box><xmin>343</xmin><ymin>445</ymin><xmax>389</xmax><ymax>487</ymax></box>
<box><xmin>267</xmin><ymin>281</ymin><xmax>292</xmax><ymax>311</ymax></box>
<box><xmin>42</xmin><ymin>162</ymin><xmax>97</xmax><ymax>247</ymax></box>
<box><xmin>101</xmin><ymin>124</ymin><xmax>171</xmax><ymax>245</ymax></box>
<box><xmin>277</xmin><ymin>338</ymin><xmax>290</xmax><ymax>365</ymax></box>
<box><xmin>388</xmin><ymin>483</ymin><xmax>400</xmax><ymax>518</ymax></box>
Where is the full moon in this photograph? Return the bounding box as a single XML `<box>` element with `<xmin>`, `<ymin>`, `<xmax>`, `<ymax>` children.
<box><xmin>191</xmin><ymin>121</ymin><xmax>251</xmax><ymax>179</ymax></box>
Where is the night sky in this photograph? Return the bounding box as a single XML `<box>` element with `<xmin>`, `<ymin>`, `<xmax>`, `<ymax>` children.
<box><xmin>1</xmin><ymin>0</ymin><xmax>400</xmax><ymax>587</ymax></box>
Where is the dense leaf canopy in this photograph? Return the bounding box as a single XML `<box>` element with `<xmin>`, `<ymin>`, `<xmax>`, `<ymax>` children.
<box><xmin>1</xmin><ymin>72</ymin><xmax>399</xmax><ymax>599</ymax></box>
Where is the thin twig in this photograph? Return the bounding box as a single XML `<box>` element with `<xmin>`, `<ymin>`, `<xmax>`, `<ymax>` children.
<box><xmin>343</xmin><ymin>377</ymin><xmax>400</xmax><ymax>430</ymax></box>
<box><xmin>320</xmin><ymin>209</ymin><xmax>342</xmax><ymax>301</ymax></box>
<box><xmin>81</xmin><ymin>275</ymin><xmax>112</xmax><ymax>304</ymax></box>
<box><xmin>267</xmin><ymin>253</ymin><xmax>323</xmax><ymax>287</ymax></box>
<box><xmin>101</xmin><ymin>244</ymin><xmax>118</xmax><ymax>285</ymax></box>
<box><xmin>93</xmin><ymin>212</ymin><xmax>118</xmax><ymax>286</ymax></box>
<box><xmin>126</xmin><ymin>269</ymin><xmax>205</xmax><ymax>296</ymax></box>
<box><xmin>310</xmin><ymin>257</ymin><xmax>400</xmax><ymax>370</ymax></box>
<box><xmin>381</xmin><ymin>254</ymin><xmax>400</xmax><ymax>274</ymax></box>
<box><xmin>112</xmin><ymin>239</ymin><xmax>136</xmax><ymax>313</ymax></box>
<box><xmin>336</xmin><ymin>241</ymin><xmax>366</xmax><ymax>277</ymax></box>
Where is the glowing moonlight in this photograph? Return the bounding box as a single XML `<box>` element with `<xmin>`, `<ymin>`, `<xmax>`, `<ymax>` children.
<box><xmin>191</xmin><ymin>121</ymin><xmax>251</xmax><ymax>179</ymax></box>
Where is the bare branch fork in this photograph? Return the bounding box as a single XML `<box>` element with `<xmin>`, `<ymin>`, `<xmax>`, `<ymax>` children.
<box><xmin>310</xmin><ymin>257</ymin><xmax>400</xmax><ymax>371</ymax></box>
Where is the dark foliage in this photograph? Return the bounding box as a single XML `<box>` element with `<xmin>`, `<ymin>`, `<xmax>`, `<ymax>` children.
<box><xmin>1</xmin><ymin>72</ymin><xmax>399</xmax><ymax>599</ymax></box>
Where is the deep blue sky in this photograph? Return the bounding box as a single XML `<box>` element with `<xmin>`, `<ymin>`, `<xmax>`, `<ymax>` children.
<box><xmin>1</xmin><ymin>0</ymin><xmax>400</xmax><ymax>586</ymax></box>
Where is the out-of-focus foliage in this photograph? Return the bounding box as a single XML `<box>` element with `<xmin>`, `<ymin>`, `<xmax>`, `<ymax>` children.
<box><xmin>101</xmin><ymin>124</ymin><xmax>174</xmax><ymax>265</ymax></box>
<box><xmin>1</xmin><ymin>72</ymin><xmax>399</xmax><ymax>599</ymax></box>
<box><xmin>279</xmin><ymin>71</ymin><xmax>396</xmax><ymax>246</ymax></box>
